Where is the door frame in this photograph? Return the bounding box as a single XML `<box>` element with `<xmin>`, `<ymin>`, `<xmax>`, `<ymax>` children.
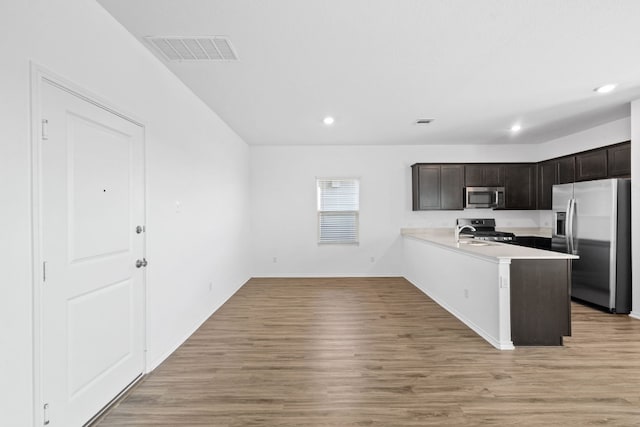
<box><xmin>30</xmin><ymin>63</ymin><xmax>148</xmax><ymax>426</ymax></box>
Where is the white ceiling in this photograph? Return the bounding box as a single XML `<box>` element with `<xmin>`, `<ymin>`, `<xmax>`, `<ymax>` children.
<box><xmin>97</xmin><ymin>0</ymin><xmax>640</xmax><ymax>146</ymax></box>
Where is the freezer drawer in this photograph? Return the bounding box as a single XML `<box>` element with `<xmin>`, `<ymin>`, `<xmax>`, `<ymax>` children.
<box><xmin>571</xmin><ymin>239</ymin><xmax>611</xmax><ymax>309</ymax></box>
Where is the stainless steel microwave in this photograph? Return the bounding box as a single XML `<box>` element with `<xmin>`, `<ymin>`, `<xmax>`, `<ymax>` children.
<box><xmin>465</xmin><ymin>187</ymin><xmax>505</xmax><ymax>209</ymax></box>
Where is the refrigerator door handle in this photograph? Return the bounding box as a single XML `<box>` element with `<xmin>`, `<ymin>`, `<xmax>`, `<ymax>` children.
<box><xmin>568</xmin><ymin>198</ymin><xmax>576</xmax><ymax>254</ymax></box>
<box><xmin>564</xmin><ymin>199</ymin><xmax>572</xmax><ymax>253</ymax></box>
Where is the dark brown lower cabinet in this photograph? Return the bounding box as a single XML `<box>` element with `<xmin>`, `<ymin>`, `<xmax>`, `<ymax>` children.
<box><xmin>510</xmin><ymin>259</ymin><xmax>571</xmax><ymax>346</ymax></box>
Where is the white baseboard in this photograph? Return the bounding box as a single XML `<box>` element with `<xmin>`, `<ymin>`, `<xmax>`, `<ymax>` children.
<box><xmin>146</xmin><ymin>276</ymin><xmax>250</xmax><ymax>372</ymax></box>
<box><xmin>405</xmin><ymin>277</ymin><xmax>514</xmax><ymax>351</ymax></box>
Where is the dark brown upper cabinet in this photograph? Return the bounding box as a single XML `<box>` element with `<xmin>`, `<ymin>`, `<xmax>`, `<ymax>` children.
<box><xmin>464</xmin><ymin>164</ymin><xmax>504</xmax><ymax>187</ymax></box>
<box><xmin>504</xmin><ymin>164</ymin><xmax>537</xmax><ymax>210</ymax></box>
<box><xmin>412</xmin><ymin>164</ymin><xmax>440</xmax><ymax>210</ymax></box>
<box><xmin>441</xmin><ymin>165</ymin><xmax>465</xmax><ymax>210</ymax></box>
<box><xmin>537</xmin><ymin>156</ymin><xmax>575</xmax><ymax>209</ymax></box>
<box><xmin>537</xmin><ymin>160</ymin><xmax>557</xmax><ymax>210</ymax></box>
<box><xmin>575</xmin><ymin>149</ymin><xmax>608</xmax><ymax>181</ymax></box>
<box><xmin>557</xmin><ymin>156</ymin><xmax>575</xmax><ymax>184</ymax></box>
<box><xmin>608</xmin><ymin>143</ymin><xmax>631</xmax><ymax>177</ymax></box>
<box><xmin>411</xmin><ymin>141</ymin><xmax>630</xmax><ymax>212</ymax></box>
<box><xmin>412</xmin><ymin>164</ymin><xmax>464</xmax><ymax>210</ymax></box>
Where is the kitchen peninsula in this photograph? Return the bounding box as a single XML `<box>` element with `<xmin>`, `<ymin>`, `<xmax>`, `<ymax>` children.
<box><xmin>402</xmin><ymin>228</ymin><xmax>579</xmax><ymax>350</ymax></box>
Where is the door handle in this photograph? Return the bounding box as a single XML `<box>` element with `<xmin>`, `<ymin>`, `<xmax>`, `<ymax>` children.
<box><xmin>569</xmin><ymin>199</ymin><xmax>577</xmax><ymax>254</ymax></box>
<box><xmin>135</xmin><ymin>258</ymin><xmax>148</xmax><ymax>268</ymax></box>
<box><xmin>567</xmin><ymin>199</ymin><xmax>576</xmax><ymax>254</ymax></box>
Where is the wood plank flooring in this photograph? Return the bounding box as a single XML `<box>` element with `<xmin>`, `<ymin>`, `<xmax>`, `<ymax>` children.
<box><xmin>96</xmin><ymin>277</ymin><xmax>640</xmax><ymax>426</ymax></box>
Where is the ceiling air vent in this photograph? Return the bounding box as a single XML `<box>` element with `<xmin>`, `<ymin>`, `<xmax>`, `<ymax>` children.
<box><xmin>145</xmin><ymin>36</ymin><xmax>239</xmax><ymax>62</ymax></box>
<box><xmin>415</xmin><ymin>118</ymin><xmax>435</xmax><ymax>125</ymax></box>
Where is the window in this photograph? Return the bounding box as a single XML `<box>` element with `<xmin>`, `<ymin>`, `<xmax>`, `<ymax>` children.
<box><xmin>316</xmin><ymin>178</ymin><xmax>359</xmax><ymax>244</ymax></box>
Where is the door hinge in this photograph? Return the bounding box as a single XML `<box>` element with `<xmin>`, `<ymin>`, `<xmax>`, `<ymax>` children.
<box><xmin>41</xmin><ymin>119</ymin><xmax>49</xmax><ymax>141</ymax></box>
<box><xmin>42</xmin><ymin>261</ymin><xmax>47</xmax><ymax>282</ymax></box>
<box><xmin>43</xmin><ymin>403</ymin><xmax>50</xmax><ymax>425</ymax></box>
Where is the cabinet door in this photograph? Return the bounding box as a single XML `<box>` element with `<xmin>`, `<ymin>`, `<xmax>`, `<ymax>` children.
<box><xmin>412</xmin><ymin>165</ymin><xmax>440</xmax><ymax>210</ymax></box>
<box><xmin>483</xmin><ymin>164</ymin><xmax>504</xmax><ymax>186</ymax></box>
<box><xmin>441</xmin><ymin>165</ymin><xmax>464</xmax><ymax>210</ymax></box>
<box><xmin>504</xmin><ymin>164</ymin><xmax>536</xmax><ymax>209</ymax></box>
<box><xmin>464</xmin><ymin>164</ymin><xmax>504</xmax><ymax>186</ymax></box>
<box><xmin>608</xmin><ymin>143</ymin><xmax>631</xmax><ymax>177</ymax></box>
<box><xmin>464</xmin><ymin>165</ymin><xmax>484</xmax><ymax>187</ymax></box>
<box><xmin>510</xmin><ymin>259</ymin><xmax>571</xmax><ymax>345</ymax></box>
<box><xmin>537</xmin><ymin>160</ymin><xmax>557</xmax><ymax>210</ymax></box>
<box><xmin>576</xmin><ymin>149</ymin><xmax>607</xmax><ymax>181</ymax></box>
<box><xmin>557</xmin><ymin>156</ymin><xmax>575</xmax><ymax>184</ymax></box>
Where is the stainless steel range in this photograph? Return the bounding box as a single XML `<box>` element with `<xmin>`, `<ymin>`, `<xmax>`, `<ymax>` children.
<box><xmin>456</xmin><ymin>218</ymin><xmax>515</xmax><ymax>242</ymax></box>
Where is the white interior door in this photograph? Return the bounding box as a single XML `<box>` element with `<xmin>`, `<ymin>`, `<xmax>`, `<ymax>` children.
<box><xmin>40</xmin><ymin>81</ymin><xmax>145</xmax><ymax>426</ymax></box>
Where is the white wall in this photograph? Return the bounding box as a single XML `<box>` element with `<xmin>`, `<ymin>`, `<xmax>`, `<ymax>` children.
<box><xmin>251</xmin><ymin>144</ymin><xmax>537</xmax><ymax>277</ymax></box>
<box><xmin>630</xmin><ymin>101</ymin><xmax>640</xmax><ymax>319</ymax></box>
<box><xmin>404</xmin><ymin>237</ymin><xmax>512</xmax><ymax>350</ymax></box>
<box><xmin>0</xmin><ymin>1</ymin><xmax>251</xmax><ymax>425</ymax></box>
<box><xmin>1</xmin><ymin>1</ymin><xmax>635</xmax><ymax>424</ymax></box>
<box><xmin>534</xmin><ymin>117</ymin><xmax>631</xmax><ymax>227</ymax></box>
<box><xmin>250</xmin><ymin>119</ymin><xmax>632</xmax><ymax>278</ymax></box>
<box><xmin>534</xmin><ymin>117</ymin><xmax>630</xmax><ymax>161</ymax></box>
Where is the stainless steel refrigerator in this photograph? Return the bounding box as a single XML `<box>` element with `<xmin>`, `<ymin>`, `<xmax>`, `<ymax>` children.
<box><xmin>552</xmin><ymin>178</ymin><xmax>631</xmax><ymax>313</ymax></box>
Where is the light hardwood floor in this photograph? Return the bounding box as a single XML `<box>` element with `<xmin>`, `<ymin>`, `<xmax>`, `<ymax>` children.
<box><xmin>96</xmin><ymin>277</ymin><xmax>640</xmax><ymax>426</ymax></box>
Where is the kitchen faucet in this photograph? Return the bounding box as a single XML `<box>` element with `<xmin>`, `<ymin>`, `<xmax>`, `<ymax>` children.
<box><xmin>455</xmin><ymin>224</ymin><xmax>476</xmax><ymax>242</ymax></box>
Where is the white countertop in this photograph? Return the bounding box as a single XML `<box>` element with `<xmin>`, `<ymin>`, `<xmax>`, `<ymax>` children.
<box><xmin>401</xmin><ymin>228</ymin><xmax>578</xmax><ymax>261</ymax></box>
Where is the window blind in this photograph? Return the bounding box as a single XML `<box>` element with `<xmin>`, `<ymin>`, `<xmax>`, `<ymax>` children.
<box><xmin>317</xmin><ymin>178</ymin><xmax>359</xmax><ymax>244</ymax></box>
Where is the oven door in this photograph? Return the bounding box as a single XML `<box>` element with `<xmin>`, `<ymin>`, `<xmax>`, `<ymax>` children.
<box><xmin>465</xmin><ymin>187</ymin><xmax>505</xmax><ymax>208</ymax></box>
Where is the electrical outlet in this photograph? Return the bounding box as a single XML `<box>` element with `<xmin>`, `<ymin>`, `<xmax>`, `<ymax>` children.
<box><xmin>209</xmin><ymin>282</ymin><xmax>213</xmax><ymax>291</ymax></box>
<box><xmin>272</xmin><ymin>257</ymin><xmax>277</xmax><ymax>263</ymax></box>
<box><xmin>464</xmin><ymin>289</ymin><xmax>469</xmax><ymax>299</ymax></box>
<box><xmin>370</xmin><ymin>256</ymin><xmax>375</xmax><ymax>263</ymax></box>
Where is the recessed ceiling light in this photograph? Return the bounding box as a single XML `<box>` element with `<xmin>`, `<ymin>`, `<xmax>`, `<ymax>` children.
<box><xmin>510</xmin><ymin>123</ymin><xmax>522</xmax><ymax>133</ymax></box>
<box><xmin>323</xmin><ymin>116</ymin><xmax>335</xmax><ymax>125</ymax></box>
<box><xmin>594</xmin><ymin>84</ymin><xmax>617</xmax><ymax>94</ymax></box>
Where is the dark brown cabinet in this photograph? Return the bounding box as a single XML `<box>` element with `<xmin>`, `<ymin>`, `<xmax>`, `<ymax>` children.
<box><xmin>608</xmin><ymin>143</ymin><xmax>631</xmax><ymax>177</ymax></box>
<box><xmin>534</xmin><ymin>142</ymin><xmax>629</xmax><ymax>209</ymax></box>
<box><xmin>411</xmin><ymin>164</ymin><xmax>464</xmax><ymax>210</ymax></box>
<box><xmin>557</xmin><ymin>156</ymin><xmax>575</xmax><ymax>184</ymax></box>
<box><xmin>536</xmin><ymin>156</ymin><xmax>575</xmax><ymax>209</ymax></box>
<box><xmin>412</xmin><ymin>165</ymin><xmax>440</xmax><ymax>210</ymax></box>
<box><xmin>510</xmin><ymin>259</ymin><xmax>572</xmax><ymax>345</ymax></box>
<box><xmin>537</xmin><ymin>160</ymin><xmax>557</xmax><ymax>210</ymax></box>
<box><xmin>504</xmin><ymin>164</ymin><xmax>536</xmax><ymax>210</ymax></box>
<box><xmin>575</xmin><ymin>149</ymin><xmax>608</xmax><ymax>181</ymax></box>
<box><xmin>441</xmin><ymin>165</ymin><xmax>465</xmax><ymax>209</ymax></box>
<box><xmin>411</xmin><ymin>141</ymin><xmax>630</xmax><ymax>211</ymax></box>
<box><xmin>464</xmin><ymin>164</ymin><xmax>504</xmax><ymax>187</ymax></box>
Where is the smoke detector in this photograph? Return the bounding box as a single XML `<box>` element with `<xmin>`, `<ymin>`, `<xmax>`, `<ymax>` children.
<box><xmin>145</xmin><ymin>36</ymin><xmax>238</xmax><ymax>62</ymax></box>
